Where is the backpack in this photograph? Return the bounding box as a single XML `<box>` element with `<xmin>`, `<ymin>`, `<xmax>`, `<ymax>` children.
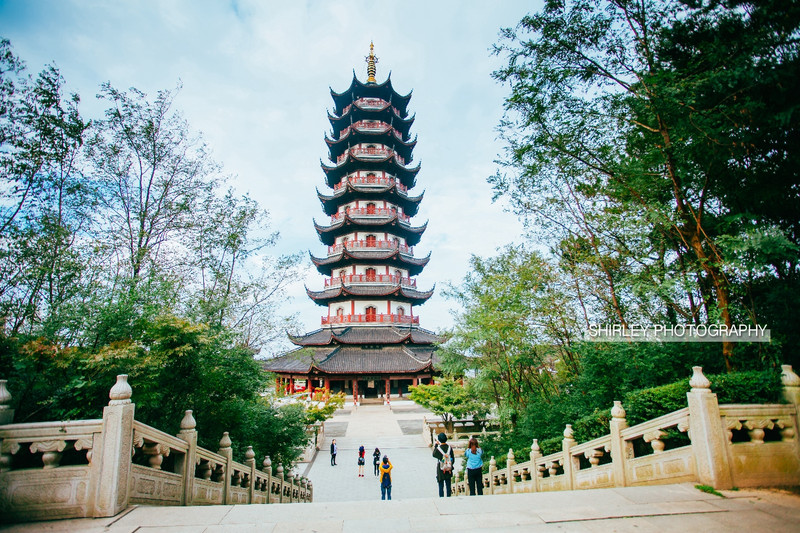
<box><xmin>437</xmin><ymin>444</ymin><xmax>453</xmax><ymax>474</ymax></box>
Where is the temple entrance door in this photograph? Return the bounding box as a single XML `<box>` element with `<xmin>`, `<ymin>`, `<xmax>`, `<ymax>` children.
<box><xmin>365</xmin><ymin>268</ymin><xmax>376</xmax><ymax>282</ymax></box>
<box><xmin>358</xmin><ymin>379</ymin><xmax>379</xmax><ymax>399</ymax></box>
<box><xmin>365</xmin><ymin>306</ymin><xmax>377</xmax><ymax>322</ymax></box>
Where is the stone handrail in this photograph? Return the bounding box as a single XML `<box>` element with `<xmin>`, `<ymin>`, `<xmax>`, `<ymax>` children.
<box><xmin>454</xmin><ymin>365</ymin><xmax>800</xmax><ymax>496</ymax></box>
<box><xmin>0</xmin><ymin>375</ymin><xmax>312</xmax><ymax>523</ymax></box>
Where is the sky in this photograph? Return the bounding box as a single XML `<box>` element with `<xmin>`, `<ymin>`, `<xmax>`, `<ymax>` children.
<box><xmin>1</xmin><ymin>0</ymin><xmax>539</xmax><ymax>347</ymax></box>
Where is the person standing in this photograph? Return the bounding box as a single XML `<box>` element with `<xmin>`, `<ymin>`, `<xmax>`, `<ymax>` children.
<box><xmin>379</xmin><ymin>455</ymin><xmax>393</xmax><ymax>500</ymax></box>
<box><xmin>465</xmin><ymin>437</ymin><xmax>484</xmax><ymax>496</ymax></box>
<box><xmin>358</xmin><ymin>445</ymin><xmax>366</xmax><ymax>477</ymax></box>
<box><xmin>372</xmin><ymin>447</ymin><xmax>381</xmax><ymax>477</ymax></box>
<box><xmin>432</xmin><ymin>432</ymin><xmax>455</xmax><ymax>497</ymax></box>
<box><xmin>330</xmin><ymin>439</ymin><xmax>337</xmax><ymax>466</ymax></box>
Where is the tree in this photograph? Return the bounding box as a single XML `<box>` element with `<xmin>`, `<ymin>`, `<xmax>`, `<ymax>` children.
<box><xmin>408</xmin><ymin>378</ymin><xmax>488</xmax><ymax>425</ymax></box>
<box><xmin>0</xmin><ymin>40</ymin><xmax>90</xmax><ymax>337</ymax></box>
<box><xmin>492</xmin><ymin>0</ymin><xmax>800</xmax><ymax>369</ymax></box>
<box><xmin>441</xmin><ymin>246</ymin><xmax>577</xmax><ymax>417</ymax></box>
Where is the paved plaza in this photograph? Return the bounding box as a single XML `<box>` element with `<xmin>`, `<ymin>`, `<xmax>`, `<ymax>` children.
<box><xmin>2</xmin><ymin>400</ymin><xmax>800</xmax><ymax>531</ymax></box>
<box><xmin>305</xmin><ymin>401</ymin><xmax>440</xmax><ymax>502</ymax></box>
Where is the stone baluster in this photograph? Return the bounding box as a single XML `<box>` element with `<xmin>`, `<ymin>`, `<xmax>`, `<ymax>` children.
<box><xmin>562</xmin><ymin>424</ymin><xmax>576</xmax><ymax>490</ymax></box>
<box><xmin>530</xmin><ymin>438</ymin><xmax>542</xmax><ymax>492</ymax></box>
<box><xmin>781</xmin><ymin>365</ymin><xmax>800</xmax><ymax>435</ymax></box>
<box><xmin>218</xmin><ymin>432</ymin><xmax>234</xmax><ymax>504</ymax></box>
<box><xmin>262</xmin><ymin>456</ymin><xmax>272</xmax><ymax>501</ymax></box>
<box><xmin>687</xmin><ymin>366</ymin><xmax>733</xmax><ymax>489</ymax></box>
<box><xmin>276</xmin><ymin>464</ymin><xmax>285</xmax><ymax>503</ymax></box>
<box><xmin>176</xmin><ymin>410</ymin><xmax>197</xmax><ymax>505</ymax></box>
<box><xmin>453</xmin><ymin>464</ymin><xmax>460</xmax><ymax>494</ymax></box>
<box><xmin>0</xmin><ymin>379</ymin><xmax>14</xmax><ymax>425</ymax></box>
<box><xmin>245</xmin><ymin>446</ymin><xmax>256</xmax><ymax>502</ymax></box>
<box><xmin>507</xmin><ymin>448</ymin><xmax>516</xmax><ymax>494</ymax></box>
<box><xmin>487</xmin><ymin>456</ymin><xmax>496</xmax><ymax>495</ymax></box>
<box><xmin>30</xmin><ymin>440</ymin><xmax>67</xmax><ymax>468</ymax></box>
<box><xmin>609</xmin><ymin>400</ymin><xmax>629</xmax><ymax>487</ymax></box>
<box><xmin>307</xmin><ymin>479</ymin><xmax>313</xmax><ymax>502</ymax></box>
<box><xmin>142</xmin><ymin>442</ymin><xmax>167</xmax><ymax>469</ymax></box>
<box><xmin>91</xmin><ymin>375</ymin><xmax>135</xmax><ymax>517</ymax></box>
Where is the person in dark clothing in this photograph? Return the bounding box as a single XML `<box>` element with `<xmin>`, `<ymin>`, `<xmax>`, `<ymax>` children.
<box><xmin>373</xmin><ymin>447</ymin><xmax>381</xmax><ymax>476</ymax></box>
<box><xmin>330</xmin><ymin>439</ymin><xmax>337</xmax><ymax>466</ymax></box>
<box><xmin>432</xmin><ymin>432</ymin><xmax>455</xmax><ymax>497</ymax></box>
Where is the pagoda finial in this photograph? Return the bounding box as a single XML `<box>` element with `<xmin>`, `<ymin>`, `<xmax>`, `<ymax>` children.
<box><xmin>365</xmin><ymin>41</ymin><xmax>378</xmax><ymax>83</ymax></box>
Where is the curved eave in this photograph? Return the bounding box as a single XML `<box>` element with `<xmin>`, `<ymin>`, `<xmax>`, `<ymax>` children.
<box><xmin>314</xmin><ymin>215</ymin><xmax>427</xmax><ymax>245</ymax></box>
<box><xmin>306</xmin><ymin>284</ymin><xmax>435</xmax><ymax>306</ymax></box>
<box><xmin>330</xmin><ymin>75</ymin><xmax>412</xmax><ymax>116</ymax></box>
<box><xmin>316</xmin><ymin>185</ymin><xmax>423</xmax><ymax>216</ymax></box>
<box><xmin>321</xmin><ymin>155</ymin><xmax>421</xmax><ymax>189</ymax></box>
<box><xmin>309</xmin><ymin>250</ymin><xmax>431</xmax><ymax>276</ymax></box>
<box><xmin>328</xmin><ymin>107</ymin><xmax>415</xmax><ymax>138</ymax></box>
<box><xmin>325</xmin><ymin>129</ymin><xmax>416</xmax><ymax>161</ymax></box>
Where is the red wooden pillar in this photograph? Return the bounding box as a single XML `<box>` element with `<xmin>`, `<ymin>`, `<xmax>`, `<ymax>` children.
<box><xmin>413</xmin><ymin>376</ymin><xmax>418</xmax><ymax>386</ymax></box>
<box><xmin>353</xmin><ymin>379</ymin><xmax>359</xmax><ymax>405</ymax></box>
<box><xmin>289</xmin><ymin>377</ymin><xmax>294</xmax><ymax>394</ymax></box>
<box><xmin>385</xmin><ymin>378</ymin><xmax>390</xmax><ymax>405</ymax></box>
<box><xmin>324</xmin><ymin>378</ymin><xmax>330</xmax><ymax>400</ymax></box>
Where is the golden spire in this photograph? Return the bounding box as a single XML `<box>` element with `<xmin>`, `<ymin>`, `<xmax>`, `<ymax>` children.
<box><xmin>365</xmin><ymin>41</ymin><xmax>378</xmax><ymax>83</ymax></box>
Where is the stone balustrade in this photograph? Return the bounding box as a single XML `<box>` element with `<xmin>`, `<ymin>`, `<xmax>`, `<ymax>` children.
<box><xmin>0</xmin><ymin>375</ymin><xmax>312</xmax><ymax>523</ymax></box>
<box><xmin>453</xmin><ymin>365</ymin><xmax>800</xmax><ymax>496</ymax></box>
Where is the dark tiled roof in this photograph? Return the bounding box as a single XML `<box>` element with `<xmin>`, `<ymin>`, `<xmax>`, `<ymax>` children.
<box><xmin>317</xmin><ymin>346</ymin><xmax>435</xmax><ymax>374</ymax></box>
<box><xmin>288</xmin><ymin>325</ymin><xmax>442</xmax><ymax>346</ymax></box>
<box><xmin>309</xmin><ymin>249</ymin><xmax>431</xmax><ymax>275</ymax></box>
<box><xmin>306</xmin><ymin>284</ymin><xmax>434</xmax><ymax>304</ymax></box>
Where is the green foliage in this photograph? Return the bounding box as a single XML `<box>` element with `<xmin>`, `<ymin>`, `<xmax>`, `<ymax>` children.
<box><xmin>304</xmin><ymin>392</ymin><xmax>345</xmax><ymax>425</ymax></box>
<box><xmin>491</xmin><ymin>0</ymin><xmax>800</xmax><ymax>369</ymax></box>
<box><xmin>408</xmin><ymin>378</ymin><xmax>487</xmax><ymax>422</ymax></box>
<box><xmin>695</xmin><ymin>485</ymin><xmax>724</xmax><ymax>498</ymax></box>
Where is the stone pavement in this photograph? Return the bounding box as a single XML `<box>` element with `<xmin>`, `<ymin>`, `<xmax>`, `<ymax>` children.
<box><xmin>305</xmin><ymin>401</ymin><xmax>440</xmax><ymax>502</ymax></box>
<box><xmin>3</xmin><ymin>483</ymin><xmax>800</xmax><ymax>532</ymax></box>
<box><xmin>3</xmin><ymin>400</ymin><xmax>800</xmax><ymax>531</ymax></box>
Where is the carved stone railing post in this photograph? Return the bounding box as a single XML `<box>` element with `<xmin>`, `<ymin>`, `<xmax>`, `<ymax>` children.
<box><xmin>176</xmin><ymin>410</ymin><xmax>197</xmax><ymax>506</ymax></box>
<box><xmin>530</xmin><ymin>439</ymin><xmax>542</xmax><ymax>493</ymax></box>
<box><xmin>687</xmin><ymin>366</ymin><xmax>733</xmax><ymax>489</ymax></box>
<box><xmin>506</xmin><ymin>448</ymin><xmax>516</xmax><ymax>494</ymax></box>
<box><xmin>262</xmin><ymin>456</ymin><xmax>272</xmax><ymax>504</ymax></box>
<box><xmin>562</xmin><ymin>424</ymin><xmax>576</xmax><ymax>490</ymax></box>
<box><xmin>0</xmin><ymin>379</ymin><xmax>14</xmax><ymax>425</ymax></box>
<box><xmin>92</xmin><ymin>375</ymin><xmax>135</xmax><ymax>517</ymax></box>
<box><xmin>307</xmin><ymin>479</ymin><xmax>313</xmax><ymax>502</ymax></box>
<box><xmin>218</xmin><ymin>432</ymin><xmax>234</xmax><ymax>504</ymax></box>
<box><xmin>609</xmin><ymin>400</ymin><xmax>629</xmax><ymax>487</ymax></box>
<box><xmin>245</xmin><ymin>446</ymin><xmax>256</xmax><ymax>503</ymax></box>
<box><xmin>276</xmin><ymin>464</ymin><xmax>285</xmax><ymax>503</ymax></box>
<box><xmin>781</xmin><ymin>365</ymin><xmax>800</xmax><ymax>432</ymax></box>
<box><xmin>487</xmin><ymin>456</ymin><xmax>496</xmax><ymax>495</ymax></box>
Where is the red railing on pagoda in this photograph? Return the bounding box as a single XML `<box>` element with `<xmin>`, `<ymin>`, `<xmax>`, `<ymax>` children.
<box><xmin>321</xmin><ymin>313</ymin><xmax>419</xmax><ymax>325</ymax></box>
<box><xmin>333</xmin><ymin>172</ymin><xmax>407</xmax><ymax>193</ymax></box>
<box><xmin>330</xmin><ymin>207</ymin><xmax>410</xmax><ymax>223</ymax></box>
<box><xmin>337</xmin><ymin>147</ymin><xmax>405</xmax><ymax>165</ymax></box>
<box><xmin>328</xmin><ymin>240</ymin><xmax>413</xmax><ymax>255</ymax></box>
<box><xmin>323</xmin><ymin>274</ymin><xmax>417</xmax><ymax>288</ymax></box>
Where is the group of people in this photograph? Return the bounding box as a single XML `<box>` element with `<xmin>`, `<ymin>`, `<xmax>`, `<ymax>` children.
<box><xmin>432</xmin><ymin>433</ymin><xmax>484</xmax><ymax>497</ymax></box>
<box><xmin>329</xmin><ymin>439</ymin><xmax>393</xmax><ymax>500</ymax></box>
<box><xmin>328</xmin><ymin>434</ymin><xmax>485</xmax><ymax>500</ymax></box>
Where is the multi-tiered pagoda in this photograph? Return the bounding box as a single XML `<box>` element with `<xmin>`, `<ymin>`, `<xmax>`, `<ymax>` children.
<box><xmin>265</xmin><ymin>44</ymin><xmax>440</xmax><ymax>403</ymax></box>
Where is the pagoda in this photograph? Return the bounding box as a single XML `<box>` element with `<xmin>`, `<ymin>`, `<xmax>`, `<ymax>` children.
<box><xmin>265</xmin><ymin>44</ymin><xmax>441</xmax><ymax>404</ymax></box>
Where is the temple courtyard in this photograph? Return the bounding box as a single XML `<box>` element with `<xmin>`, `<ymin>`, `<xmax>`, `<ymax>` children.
<box><xmin>2</xmin><ymin>401</ymin><xmax>800</xmax><ymax>531</ymax></box>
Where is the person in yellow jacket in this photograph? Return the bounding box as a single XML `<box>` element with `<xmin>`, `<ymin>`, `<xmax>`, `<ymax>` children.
<box><xmin>379</xmin><ymin>455</ymin><xmax>393</xmax><ymax>500</ymax></box>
